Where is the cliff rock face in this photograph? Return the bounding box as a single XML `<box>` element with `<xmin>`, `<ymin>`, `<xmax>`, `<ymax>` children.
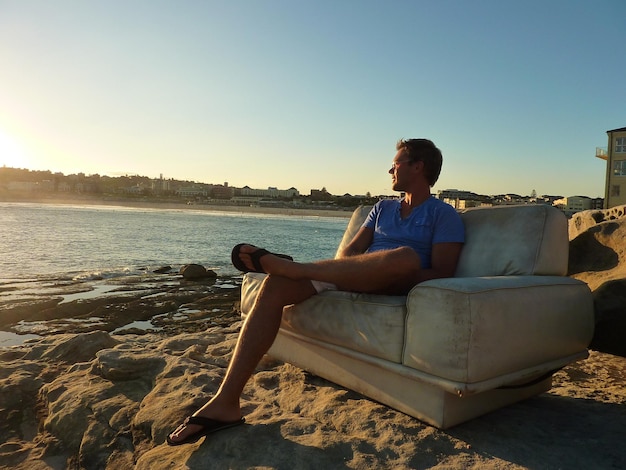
<box><xmin>569</xmin><ymin>205</ymin><xmax>626</xmax><ymax>356</ymax></box>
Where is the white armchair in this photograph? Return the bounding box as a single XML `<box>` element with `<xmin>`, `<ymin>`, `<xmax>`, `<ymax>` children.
<box><xmin>241</xmin><ymin>204</ymin><xmax>594</xmax><ymax>428</ymax></box>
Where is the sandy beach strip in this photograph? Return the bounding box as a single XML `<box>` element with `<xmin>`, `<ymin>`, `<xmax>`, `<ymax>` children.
<box><xmin>0</xmin><ymin>194</ymin><xmax>354</xmax><ymax>218</ymax></box>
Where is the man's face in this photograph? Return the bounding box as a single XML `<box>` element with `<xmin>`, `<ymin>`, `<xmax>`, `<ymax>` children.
<box><xmin>389</xmin><ymin>149</ymin><xmax>413</xmax><ymax>191</ymax></box>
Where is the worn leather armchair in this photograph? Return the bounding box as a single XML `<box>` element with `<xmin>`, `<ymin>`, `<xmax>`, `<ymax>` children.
<box><xmin>241</xmin><ymin>204</ymin><xmax>594</xmax><ymax>428</ymax></box>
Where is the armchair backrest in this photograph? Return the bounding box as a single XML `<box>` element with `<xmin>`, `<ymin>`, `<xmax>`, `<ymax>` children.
<box><xmin>455</xmin><ymin>204</ymin><xmax>568</xmax><ymax>277</ymax></box>
<box><xmin>336</xmin><ymin>203</ymin><xmax>569</xmax><ymax>277</ymax></box>
<box><xmin>335</xmin><ymin>205</ymin><xmax>373</xmax><ymax>258</ymax></box>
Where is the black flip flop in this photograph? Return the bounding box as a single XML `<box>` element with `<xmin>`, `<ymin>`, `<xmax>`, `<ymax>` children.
<box><xmin>230</xmin><ymin>243</ymin><xmax>293</xmax><ymax>273</ymax></box>
<box><xmin>166</xmin><ymin>416</ymin><xmax>246</xmax><ymax>446</ymax></box>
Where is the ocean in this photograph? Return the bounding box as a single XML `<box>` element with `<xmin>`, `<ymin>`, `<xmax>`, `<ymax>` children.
<box><xmin>0</xmin><ymin>202</ymin><xmax>349</xmax><ymax>281</ymax></box>
<box><xmin>0</xmin><ymin>202</ymin><xmax>349</xmax><ymax>345</ymax></box>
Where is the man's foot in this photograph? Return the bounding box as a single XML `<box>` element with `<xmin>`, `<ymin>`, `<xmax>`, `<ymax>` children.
<box><xmin>231</xmin><ymin>244</ymin><xmax>293</xmax><ymax>273</ymax></box>
<box><xmin>166</xmin><ymin>415</ymin><xmax>245</xmax><ymax>446</ymax></box>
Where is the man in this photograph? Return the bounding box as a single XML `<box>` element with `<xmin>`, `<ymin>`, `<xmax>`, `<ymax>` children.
<box><xmin>167</xmin><ymin>138</ymin><xmax>465</xmax><ymax>445</ymax></box>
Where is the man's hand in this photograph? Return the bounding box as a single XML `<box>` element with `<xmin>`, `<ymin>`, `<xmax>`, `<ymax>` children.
<box><xmin>416</xmin><ymin>242</ymin><xmax>463</xmax><ymax>282</ymax></box>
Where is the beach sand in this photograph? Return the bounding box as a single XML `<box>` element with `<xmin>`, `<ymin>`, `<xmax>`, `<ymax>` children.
<box><xmin>0</xmin><ymin>193</ymin><xmax>354</xmax><ymax>218</ymax></box>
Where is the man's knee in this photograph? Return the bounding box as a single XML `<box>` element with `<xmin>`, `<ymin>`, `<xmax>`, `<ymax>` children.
<box><xmin>260</xmin><ymin>275</ymin><xmax>317</xmax><ymax>304</ymax></box>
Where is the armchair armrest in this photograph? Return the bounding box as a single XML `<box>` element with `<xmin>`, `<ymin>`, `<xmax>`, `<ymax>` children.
<box><xmin>403</xmin><ymin>276</ymin><xmax>594</xmax><ymax>390</ymax></box>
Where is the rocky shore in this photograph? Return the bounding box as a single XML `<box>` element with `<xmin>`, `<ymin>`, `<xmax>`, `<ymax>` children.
<box><xmin>1</xmin><ymin>206</ymin><xmax>626</xmax><ymax>469</ymax></box>
<box><xmin>1</xmin><ymin>326</ymin><xmax>624</xmax><ymax>470</ymax></box>
<box><xmin>0</xmin><ymin>268</ymin><xmax>242</xmax><ymax>341</ymax></box>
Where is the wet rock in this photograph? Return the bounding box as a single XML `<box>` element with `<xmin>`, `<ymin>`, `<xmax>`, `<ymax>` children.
<box><xmin>153</xmin><ymin>266</ymin><xmax>172</xmax><ymax>274</ymax></box>
<box><xmin>3</xmin><ymin>274</ymin><xmax>241</xmax><ymax>337</ymax></box>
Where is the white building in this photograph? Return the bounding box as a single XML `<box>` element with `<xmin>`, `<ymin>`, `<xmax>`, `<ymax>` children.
<box><xmin>176</xmin><ymin>186</ymin><xmax>208</xmax><ymax>198</ymax></box>
<box><xmin>553</xmin><ymin>196</ymin><xmax>592</xmax><ymax>216</ymax></box>
<box><xmin>241</xmin><ymin>186</ymin><xmax>299</xmax><ymax>198</ymax></box>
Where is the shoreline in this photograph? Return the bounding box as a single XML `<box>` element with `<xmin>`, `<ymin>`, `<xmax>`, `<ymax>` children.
<box><xmin>0</xmin><ymin>271</ymin><xmax>243</xmax><ymax>342</ymax></box>
<box><xmin>0</xmin><ymin>194</ymin><xmax>354</xmax><ymax>218</ymax></box>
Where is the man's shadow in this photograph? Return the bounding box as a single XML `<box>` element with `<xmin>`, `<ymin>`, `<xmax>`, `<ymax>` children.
<box><xmin>183</xmin><ymin>420</ymin><xmax>355</xmax><ymax>469</ymax></box>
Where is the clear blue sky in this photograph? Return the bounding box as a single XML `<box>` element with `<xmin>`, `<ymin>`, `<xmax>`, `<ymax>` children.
<box><xmin>0</xmin><ymin>0</ymin><xmax>624</xmax><ymax>198</ymax></box>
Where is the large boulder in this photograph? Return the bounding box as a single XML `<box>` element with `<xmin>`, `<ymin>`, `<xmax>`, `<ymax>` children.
<box><xmin>569</xmin><ymin>204</ymin><xmax>626</xmax><ymax>240</ymax></box>
<box><xmin>180</xmin><ymin>264</ymin><xmax>217</xmax><ymax>280</ymax></box>
<box><xmin>568</xmin><ymin>205</ymin><xmax>626</xmax><ymax>356</ymax></box>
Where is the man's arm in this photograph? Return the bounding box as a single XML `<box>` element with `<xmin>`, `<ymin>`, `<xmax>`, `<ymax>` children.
<box><xmin>415</xmin><ymin>242</ymin><xmax>463</xmax><ymax>283</ymax></box>
<box><xmin>337</xmin><ymin>227</ymin><xmax>374</xmax><ymax>258</ymax></box>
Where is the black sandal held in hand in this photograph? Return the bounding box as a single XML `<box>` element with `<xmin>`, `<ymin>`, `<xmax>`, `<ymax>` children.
<box><xmin>166</xmin><ymin>416</ymin><xmax>246</xmax><ymax>446</ymax></box>
<box><xmin>230</xmin><ymin>243</ymin><xmax>293</xmax><ymax>273</ymax></box>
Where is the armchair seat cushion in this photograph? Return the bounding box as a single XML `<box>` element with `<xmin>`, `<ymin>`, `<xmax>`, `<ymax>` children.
<box><xmin>243</xmin><ymin>273</ymin><xmax>407</xmax><ymax>363</ymax></box>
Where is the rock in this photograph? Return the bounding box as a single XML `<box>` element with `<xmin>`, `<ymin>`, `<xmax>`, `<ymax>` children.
<box><xmin>589</xmin><ymin>279</ymin><xmax>626</xmax><ymax>355</ymax></box>
<box><xmin>24</xmin><ymin>330</ymin><xmax>118</xmax><ymax>364</ymax></box>
<box><xmin>153</xmin><ymin>265</ymin><xmax>172</xmax><ymax>274</ymax></box>
<box><xmin>569</xmin><ymin>204</ymin><xmax>626</xmax><ymax>240</ymax></box>
<box><xmin>1</xmin><ymin>274</ymin><xmax>241</xmax><ymax>339</ymax></box>
<box><xmin>180</xmin><ymin>264</ymin><xmax>217</xmax><ymax>280</ymax></box>
<box><xmin>91</xmin><ymin>349</ymin><xmax>166</xmax><ymax>381</ymax></box>
<box><xmin>568</xmin><ymin>205</ymin><xmax>626</xmax><ymax>356</ymax></box>
<box><xmin>1</xmin><ymin>329</ymin><xmax>625</xmax><ymax>469</ymax></box>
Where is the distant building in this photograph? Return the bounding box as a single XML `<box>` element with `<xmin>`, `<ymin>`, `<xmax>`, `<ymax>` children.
<box><xmin>152</xmin><ymin>174</ymin><xmax>171</xmax><ymax>192</ymax></box>
<box><xmin>553</xmin><ymin>195</ymin><xmax>593</xmax><ymax>216</ymax></box>
<box><xmin>241</xmin><ymin>186</ymin><xmax>299</xmax><ymax>198</ymax></box>
<box><xmin>597</xmin><ymin>126</ymin><xmax>626</xmax><ymax>208</ymax></box>
<box><xmin>591</xmin><ymin>197</ymin><xmax>604</xmax><ymax>209</ymax></box>
<box><xmin>211</xmin><ymin>184</ymin><xmax>234</xmax><ymax>199</ymax></box>
<box><xmin>176</xmin><ymin>186</ymin><xmax>208</xmax><ymax>198</ymax></box>
<box><xmin>436</xmin><ymin>189</ymin><xmax>491</xmax><ymax>209</ymax></box>
<box><xmin>492</xmin><ymin>194</ymin><xmax>525</xmax><ymax>205</ymax></box>
<box><xmin>437</xmin><ymin>189</ymin><xmax>477</xmax><ymax>201</ymax></box>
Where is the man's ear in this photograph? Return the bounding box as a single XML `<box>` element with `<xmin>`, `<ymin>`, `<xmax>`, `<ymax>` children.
<box><xmin>413</xmin><ymin>160</ymin><xmax>425</xmax><ymax>172</ymax></box>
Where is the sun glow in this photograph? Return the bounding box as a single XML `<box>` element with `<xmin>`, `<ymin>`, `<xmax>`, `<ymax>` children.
<box><xmin>0</xmin><ymin>129</ymin><xmax>30</xmax><ymax>169</ymax></box>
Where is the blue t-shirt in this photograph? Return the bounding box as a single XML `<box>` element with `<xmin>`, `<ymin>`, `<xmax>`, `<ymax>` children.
<box><xmin>363</xmin><ymin>197</ymin><xmax>465</xmax><ymax>269</ymax></box>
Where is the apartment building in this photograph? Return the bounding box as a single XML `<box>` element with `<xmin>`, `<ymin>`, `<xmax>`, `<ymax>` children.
<box><xmin>552</xmin><ymin>195</ymin><xmax>601</xmax><ymax>217</ymax></box>
<box><xmin>241</xmin><ymin>186</ymin><xmax>299</xmax><ymax>198</ymax></box>
<box><xmin>597</xmin><ymin>126</ymin><xmax>626</xmax><ymax>208</ymax></box>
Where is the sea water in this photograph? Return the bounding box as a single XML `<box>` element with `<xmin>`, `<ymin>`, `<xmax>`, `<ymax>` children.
<box><xmin>0</xmin><ymin>202</ymin><xmax>349</xmax><ymax>281</ymax></box>
<box><xmin>0</xmin><ymin>202</ymin><xmax>349</xmax><ymax>344</ymax></box>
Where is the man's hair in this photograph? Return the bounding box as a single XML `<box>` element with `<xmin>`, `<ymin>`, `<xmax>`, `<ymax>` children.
<box><xmin>396</xmin><ymin>138</ymin><xmax>442</xmax><ymax>186</ymax></box>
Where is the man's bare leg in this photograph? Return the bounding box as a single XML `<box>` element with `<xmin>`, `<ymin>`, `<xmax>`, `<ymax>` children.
<box><xmin>168</xmin><ymin>245</ymin><xmax>422</xmax><ymax>443</ymax></box>
<box><xmin>238</xmin><ymin>244</ymin><xmax>421</xmax><ymax>295</ymax></box>
<box><xmin>167</xmin><ymin>275</ymin><xmax>317</xmax><ymax>444</ymax></box>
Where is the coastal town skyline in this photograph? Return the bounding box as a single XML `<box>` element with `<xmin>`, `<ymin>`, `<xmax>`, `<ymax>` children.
<box><xmin>1</xmin><ymin>2</ymin><xmax>622</xmax><ymax>199</ymax></box>
<box><xmin>0</xmin><ymin>164</ymin><xmax>602</xmax><ymax>203</ymax></box>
